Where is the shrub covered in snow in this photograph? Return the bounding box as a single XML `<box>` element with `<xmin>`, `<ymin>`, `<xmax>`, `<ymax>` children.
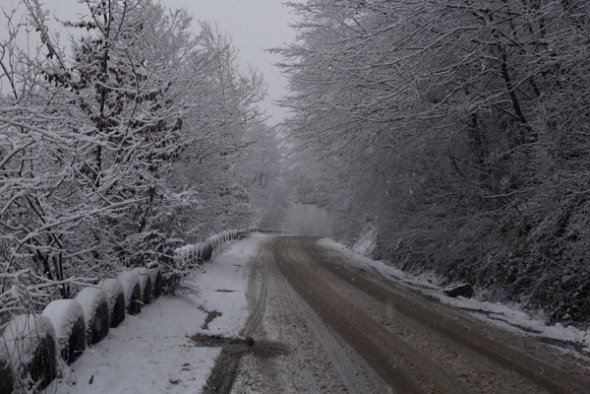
<box><xmin>132</xmin><ymin>268</ymin><xmax>153</xmax><ymax>305</ymax></box>
<box><xmin>42</xmin><ymin>300</ymin><xmax>86</xmax><ymax>364</ymax></box>
<box><xmin>118</xmin><ymin>272</ymin><xmax>142</xmax><ymax>315</ymax></box>
<box><xmin>101</xmin><ymin>279</ymin><xmax>126</xmax><ymax>328</ymax></box>
<box><xmin>114</xmin><ymin>231</ymin><xmax>183</xmax><ymax>272</ymax></box>
<box><xmin>0</xmin><ymin>314</ymin><xmax>57</xmax><ymax>391</ymax></box>
<box><xmin>75</xmin><ymin>288</ymin><xmax>110</xmax><ymax>345</ymax></box>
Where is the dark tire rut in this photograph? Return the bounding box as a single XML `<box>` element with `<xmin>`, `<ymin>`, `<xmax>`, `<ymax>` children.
<box><xmin>201</xmin><ymin>247</ymin><xmax>269</xmax><ymax>394</ymax></box>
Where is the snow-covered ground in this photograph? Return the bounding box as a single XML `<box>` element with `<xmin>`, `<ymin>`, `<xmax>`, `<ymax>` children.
<box><xmin>194</xmin><ymin>233</ymin><xmax>267</xmax><ymax>337</ymax></box>
<box><xmin>45</xmin><ymin>235</ymin><xmax>265</xmax><ymax>394</ymax></box>
<box><xmin>319</xmin><ymin>238</ymin><xmax>590</xmax><ymax>357</ymax></box>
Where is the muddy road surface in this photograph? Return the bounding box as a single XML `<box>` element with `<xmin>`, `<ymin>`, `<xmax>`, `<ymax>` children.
<box><xmin>216</xmin><ymin>237</ymin><xmax>590</xmax><ymax>393</ymax></box>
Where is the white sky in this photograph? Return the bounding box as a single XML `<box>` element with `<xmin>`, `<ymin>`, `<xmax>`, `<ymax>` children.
<box><xmin>0</xmin><ymin>0</ymin><xmax>300</xmax><ymax>124</ymax></box>
<box><xmin>159</xmin><ymin>0</ymin><xmax>299</xmax><ymax>125</ymax></box>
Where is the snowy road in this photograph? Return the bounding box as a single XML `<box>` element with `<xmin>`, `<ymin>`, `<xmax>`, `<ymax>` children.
<box><xmin>229</xmin><ymin>236</ymin><xmax>590</xmax><ymax>394</ymax></box>
<box><xmin>45</xmin><ymin>235</ymin><xmax>590</xmax><ymax>393</ymax></box>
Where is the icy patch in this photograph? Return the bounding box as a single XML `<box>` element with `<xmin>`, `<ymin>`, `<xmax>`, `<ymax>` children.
<box><xmin>319</xmin><ymin>238</ymin><xmax>590</xmax><ymax>356</ymax></box>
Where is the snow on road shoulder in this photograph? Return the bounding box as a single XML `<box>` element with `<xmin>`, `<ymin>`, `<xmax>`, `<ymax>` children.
<box><xmin>48</xmin><ymin>295</ymin><xmax>217</xmax><ymax>394</ymax></box>
<box><xmin>47</xmin><ymin>235</ymin><xmax>267</xmax><ymax>394</ymax></box>
<box><xmin>192</xmin><ymin>232</ymin><xmax>269</xmax><ymax>336</ymax></box>
<box><xmin>319</xmin><ymin>238</ymin><xmax>590</xmax><ymax>356</ymax></box>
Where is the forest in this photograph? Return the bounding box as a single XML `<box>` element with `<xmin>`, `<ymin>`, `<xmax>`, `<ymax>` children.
<box><xmin>0</xmin><ymin>0</ymin><xmax>273</xmax><ymax>326</ymax></box>
<box><xmin>1</xmin><ymin>0</ymin><xmax>589</xmax><ymax>343</ymax></box>
<box><xmin>2</xmin><ymin>1</ymin><xmax>590</xmax><ymax>392</ymax></box>
<box><xmin>278</xmin><ymin>0</ymin><xmax>590</xmax><ymax>326</ymax></box>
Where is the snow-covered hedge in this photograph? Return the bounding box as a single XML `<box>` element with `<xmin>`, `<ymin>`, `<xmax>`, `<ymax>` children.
<box><xmin>132</xmin><ymin>268</ymin><xmax>153</xmax><ymax>305</ymax></box>
<box><xmin>101</xmin><ymin>279</ymin><xmax>126</xmax><ymax>328</ymax></box>
<box><xmin>75</xmin><ymin>288</ymin><xmax>110</xmax><ymax>345</ymax></box>
<box><xmin>0</xmin><ymin>314</ymin><xmax>57</xmax><ymax>392</ymax></box>
<box><xmin>42</xmin><ymin>300</ymin><xmax>86</xmax><ymax>364</ymax></box>
<box><xmin>118</xmin><ymin>271</ymin><xmax>142</xmax><ymax>315</ymax></box>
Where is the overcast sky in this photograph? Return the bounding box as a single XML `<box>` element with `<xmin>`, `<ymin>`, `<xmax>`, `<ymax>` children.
<box><xmin>160</xmin><ymin>0</ymin><xmax>299</xmax><ymax>124</ymax></box>
<box><xmin>0</xmin><ymin>0</ymin><xmax>299</xmax><ymax>124</ymax></box>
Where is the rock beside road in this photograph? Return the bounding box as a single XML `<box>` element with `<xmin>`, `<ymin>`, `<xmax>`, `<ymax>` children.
<box><xmin>443</xmin><ymin>283</ymin><xmax>474</xmax><ymax>298</ymax></box>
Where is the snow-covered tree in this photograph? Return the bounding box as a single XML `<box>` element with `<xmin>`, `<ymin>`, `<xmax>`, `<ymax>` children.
<box><xmin>1</xmin><ymin>1</ymin><xmax>265</xmax><ymax>325</ymax></box>
<box><xmin>279</xmin><ymin>0</ymin><xmax>590</xmax><ymax>325</ymax></box>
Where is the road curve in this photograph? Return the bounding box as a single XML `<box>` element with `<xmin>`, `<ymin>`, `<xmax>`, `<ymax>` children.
<box><xmin>258</xmin><ymin>236</ymin><xmax>590</xmax><ymax>394</ymax></box>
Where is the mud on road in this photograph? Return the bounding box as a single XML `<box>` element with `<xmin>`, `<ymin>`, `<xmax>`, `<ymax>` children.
<box><xmin>209</xmin><ymin>237</ymin><xmax>590</xmax><ymax>393</ymax></box>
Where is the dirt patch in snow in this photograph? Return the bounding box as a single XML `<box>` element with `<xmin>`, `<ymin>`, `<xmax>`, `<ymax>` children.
<box><xmin>198</xmin><ymin>306</ymin><xmax>223</xmax><ymax>330</ymax></box>
<box><xmin>195</xmin><ymin>333</ymin><xmax>289</xmax><ymax>394</ymax></box>
<box><xmin>190</xmin><ymin>333</ymin><xmax>289</xmax><ymax>358</ymax></box>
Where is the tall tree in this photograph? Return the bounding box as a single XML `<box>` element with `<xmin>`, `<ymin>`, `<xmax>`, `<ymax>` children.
<box><xmin>279</xmin><ymin>0</ymin><xmax>590</xmax><ymax>325</ymax></box>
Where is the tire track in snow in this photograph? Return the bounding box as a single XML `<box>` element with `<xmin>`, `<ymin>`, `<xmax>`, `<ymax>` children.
<box><xmin>201</xmin><ymin>246</ymin><xmax>269</xmax><ymax>394</ymax></box>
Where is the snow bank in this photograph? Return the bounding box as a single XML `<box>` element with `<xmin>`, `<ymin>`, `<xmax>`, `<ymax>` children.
<box><xmin>0</xmin><ymin>314</ymin><xmax>57</xmax><ymax>391</ymax></box>
<box><xmin>101</xmin><ymin>279</ymin><xmax>126</xmax><ymax>328</ymax></box>
<box><xmin>75</xmin><ymin>288</ymin><xmax>110</xmax><ymax>344</ymax></box>
<box><xmin>42</xmin><ymin>300</ymin><xmax>86</xmax><ymax>363</ymax></box>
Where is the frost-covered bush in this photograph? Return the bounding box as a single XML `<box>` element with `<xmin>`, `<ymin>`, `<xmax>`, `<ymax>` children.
<box><xmin>42</xmin><ymin>300</ymin><xmax>86</xmax><ymax>364</ymax></box>
<box><xmin>115</xmin><ymin>232</ymin><xmax>183</xmax><ymax>271</ymax></box>
<box><xmin>118</xmin><ymin>272</ymin><xmax>142</xmax><ymax>315</ymax></box>
<box><xmin>0</xmin><ymin>314</ymin><xmax>57</xmax><ymax>391</ymax></box>
<box><xmin>101</xmin><ymin>279</ymin><xmax>126</xmax><ymax>328</ymax></box>
<box><xmin>75</xmin><ymin>288</ymin><xmax>110</xmax><ymax>345</ymax></box>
